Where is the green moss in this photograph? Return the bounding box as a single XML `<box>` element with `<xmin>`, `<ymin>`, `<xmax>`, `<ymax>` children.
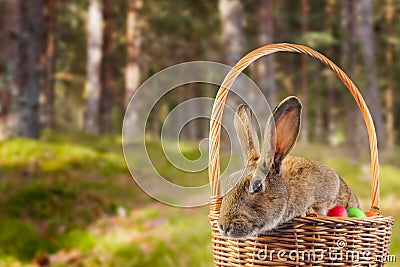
<box><xmin>0</xmin><ymin>219</ymin><xmax>55</xmax><ymax>261</ymax></box>
<box><xmin>380</xmin><ymin>165</ymin><xmax>400</xmax><ymax>198</ymax></box>
<box><xmin>0</xmin><ymin>134</ymin><xmax>398</xmax><ymax>266</ymax></box>
<box><xmin>2</xmin><ymin>181</ymin><xmax>108</xmax><ymax>231</ymax></box>
<box><xmin>58</xmin><ymin>230</ymin><xmax>96</xmax><ymax>252</ymax></box>
<box><xmin>0</xmin><ymin>138</ymin><xmax>126</xmax><ymax>178</ymax></box>
<box><xmin>112</xmin><ymin>243</ymin><xmax>142</xmax><ymax>267</ymax></box>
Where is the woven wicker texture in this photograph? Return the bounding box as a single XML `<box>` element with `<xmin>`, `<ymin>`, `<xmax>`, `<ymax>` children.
<box><xmin>208</xmin><ymin>43</ymin><xmax>394</xmax><ymax>266</ymax></box>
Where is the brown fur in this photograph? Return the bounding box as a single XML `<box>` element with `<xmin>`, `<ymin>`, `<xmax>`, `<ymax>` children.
<box><xmin>218</xmin><ymin>96</ymin><xmax>360</xmax><ymax>239</ymax></box>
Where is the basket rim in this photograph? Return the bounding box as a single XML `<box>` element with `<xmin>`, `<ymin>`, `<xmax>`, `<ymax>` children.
<box><xmin>208</xmin><ymin>43</ymin><xmax>380</xmax><ymax>213</ymax></box>
<box><xmin>209</xmin><ymin>212</ymin><xmax>395</xmax><ymax>222</ymax></box>
<box><xmin>209</xmin><ymin>196</ymin><xmax>394</xmax><ymax>223</ymax></box>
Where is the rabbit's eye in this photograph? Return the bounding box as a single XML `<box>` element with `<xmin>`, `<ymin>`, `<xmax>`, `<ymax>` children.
<box><xmin>250</xmin><ymin>180</ymin><xmax>263</xmax><ymax>194</ymax></box>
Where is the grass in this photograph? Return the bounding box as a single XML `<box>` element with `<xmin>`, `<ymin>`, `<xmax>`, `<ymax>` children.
<box><xmin>0</xmin><ymin>133</ymin><xmax>399</xmax><ymax>266</ymax></box>
<box><xmin>0</xmin><ymin>133</ymin><xmax>213</xmax><ymax>266</ymax></box>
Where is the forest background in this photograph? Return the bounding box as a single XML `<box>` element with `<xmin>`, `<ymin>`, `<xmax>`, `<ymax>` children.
<box><xmin>0</xmin><ymin>0</ymin><xmax>399</xmax><ymax>266</ymax></box>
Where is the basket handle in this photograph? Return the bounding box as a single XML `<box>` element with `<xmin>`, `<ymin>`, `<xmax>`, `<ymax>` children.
<box><xmin>208</xmin><ymin>43</ymin><xmax>380</xmax><ymax>213</ymax></box>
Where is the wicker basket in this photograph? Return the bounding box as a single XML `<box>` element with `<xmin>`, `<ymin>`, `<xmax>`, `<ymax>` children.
<box><xmin>208</xmin><ymin>43</ymin><xmax>394</xmax><ymax>266</ymax></box>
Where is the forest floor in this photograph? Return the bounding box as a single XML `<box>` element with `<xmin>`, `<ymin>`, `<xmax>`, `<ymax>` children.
<box><xmin>0</xmin><ymin>131</ymin><xmax>399</xmax><ymax>267</ymax></box>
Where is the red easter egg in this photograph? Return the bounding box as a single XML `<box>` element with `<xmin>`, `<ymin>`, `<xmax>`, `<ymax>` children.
<box><xmin>327</xmin><ymin>206</ymin><xmax>348</xmax><ymax>217</ymax></box>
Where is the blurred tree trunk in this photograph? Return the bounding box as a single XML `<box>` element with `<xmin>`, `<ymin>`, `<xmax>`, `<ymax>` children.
<box><xmin>357</xmin><ymin>0</ymin><xmax>386</xmax><ymax>149</ymax></box>
<box><xmin>299</xmin><ymin>0</ymin><xmax>309</xmax><ymax>143</ymax></box>
<box><xmin>219</xmin><ymin>0</ymin><xmax>244</xmax><ymax>149</ymax></box>
<box><xmin>219</xmin><ymin>0</ymin><xmax>244</xmax><ymax>67</ymax></box>
<box><xmin>190</xmin><ymin>84</ymin><xmax>202</xmax><ymax>140</ymax></box>
<box><xmin>100</xmin><ymin>0</ymin><xmax>114</xmax><ymax>133</ymax></box>
<box><xmin>342</xmin><ymin>0</ymin><xmax>362</xmax><ymax>151</ymax></box>
<box><xmin>125</xmin><ymin>0</ymin><xmax>142</xmax><ymax>107</ymax></box>
<box><xmin>384</xmin><ymin>0</ymin><xmax>395</xmax><ymax>149</ymax></box>
<box><xmin>84</xmin><ymin>0</ymin><xmax>103</xmax><ymax>135</ymax></box>
<box><xmin>341</xmin><ymin>0</ymin><xmax>354</xmax><ymax>76</ymax></box>
<box><xmin>258</xmin><ymin>0</ymin><xmax>276</xmax><ymax>106</ymax></box>
<box><xmin>0</xmin><ymin>86</ymin><xmax>12</xmax><ymax>139</ymax></box>
<box><xmin>325</xmin><ymin>0</ymin><xmax>337</xmax><ymax>145</ymax></box>
<box><xmin>182</xmin><ymin>85</ymin><xmax>201</xmax><ymax>140</ymax></box>
<box><xmin>0</xmin><ymin>0</ymin><xmax>21</xmax><ymax>139</ymax></box>
<box><xmin>40</xmin><ymin>0</ymin><xmax>57</xmax><ymax>129</ymax></box>
<box><xmin>17</xmin><ymin>0</ymin><xmax>45</xmax><ymax>138</ymax></box>
<box><xmin>124</xmin><ymin>0</ymin><xmax>142</xmax><ymax>137</ymax></box>
<box><xmin>180</xmin><ymin>85</ymin><xmax>196</xmax><ymax>141</ymax></box>
<box><xmin>313</xmin><ymin>66</ymin><xmax>323</xmax><ymax>142</ymax></box>
<box><xmin>195</xmin><ymin>89</ymin><xmax>204</xmax><ymax>140</ymax></box>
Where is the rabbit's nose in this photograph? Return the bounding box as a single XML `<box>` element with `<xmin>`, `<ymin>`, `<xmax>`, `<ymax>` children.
<box><xmin>218</xmin><ymin>223</ymin><xmax>232</xmax><ymax>236</ymax></box>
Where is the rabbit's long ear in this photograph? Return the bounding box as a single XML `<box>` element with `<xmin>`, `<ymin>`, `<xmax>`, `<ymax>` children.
<box><xmin>234</xmin><ymin>104</ymin><xmax>260</xmax><ymax>166</ymax></box>
<box><xmin>261</xmin><ymin>96</ymin><xmax>302</xmax><ymax>169</ymax></box>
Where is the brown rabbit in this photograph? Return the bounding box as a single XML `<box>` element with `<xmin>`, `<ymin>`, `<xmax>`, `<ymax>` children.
<box><xmin>218</xmin><ymin>96</ymin><xmax>359</xmax><ymax>238</ymax></box>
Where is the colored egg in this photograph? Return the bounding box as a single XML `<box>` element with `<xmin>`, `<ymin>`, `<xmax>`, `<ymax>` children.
<box><xmin>365</xmin><ymin>211</ymin><xmax>378</xmax><ymax>217</ymax></box>
<box><xmin>347</xmin><ymin>207</ymin><xmax>367</xmax><ymax>218</ymax></box>
<box><xmin>327</xmin><ymin>206</ymin><xmax>348</xmax><ymax>217</ymax></box>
